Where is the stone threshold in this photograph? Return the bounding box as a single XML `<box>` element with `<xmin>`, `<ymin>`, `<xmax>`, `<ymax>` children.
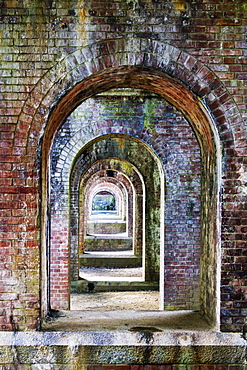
<box><xmin>1</xmin><ymin>329</ymin><xmax>245</xmax><ymax>347</ymax></box>
<box><xmin>0</xmin><ymin>326</ymin><xmax>245</xmax><ymax>365</ymax></box>
<box><xmin>1</xmin><ymin>311</ymin><xmax>246</xmax><ymax>365</ymax></box>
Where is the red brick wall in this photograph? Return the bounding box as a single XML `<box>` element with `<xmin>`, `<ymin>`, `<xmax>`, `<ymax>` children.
<box><xmin>0</xmin><ymin>0</ymin><xmax>246</xmax><ymax>335</ymax></box>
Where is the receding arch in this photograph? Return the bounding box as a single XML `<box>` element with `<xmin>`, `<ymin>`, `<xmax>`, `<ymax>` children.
<box><xmin>81</xmin><ymin>172</ymin><xmax>132</xmax><ymax>242</ymax></box>
<box><xmin>42</xmin><ymin>65</ymin><xmax>221</xmax><ymax>328</ymax></box>
<box><xmin>91</xmin><ymin>190</ymin><xmax>117</xmax><ymax>213</ymax></box>
<box><xmin>68</xmin><ymin>134</ymin><xmax>163</xmax><ymax>289</ymax></box>
<box><xmin>82</xmin><ymin>177</ymin><xmax>129</xmax><ymax>245</ymax></box>
<box><xmin>71</xmin><ymin>157</ymin><xmax>145</xmax><ymax>281</ymax></box>
<box><xmin>89</xmin><ymin>185</ymin><xmax>121</xmax><ymax>217</ymax></box>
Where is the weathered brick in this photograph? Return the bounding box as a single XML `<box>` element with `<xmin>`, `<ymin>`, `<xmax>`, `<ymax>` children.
<box><xmin>0</xmin><ymin>0</ymin><xmax>245</xmax><ymax>347</ymax></box>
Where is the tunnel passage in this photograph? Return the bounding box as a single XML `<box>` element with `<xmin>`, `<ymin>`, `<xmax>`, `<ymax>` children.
<box><xmin>70</xmin><ymin>136</ymin><xmax>162</xmax><ymax>284</ymax></box>
<box><xmin>85</xmin><ymin>180</ymin><xmax>127</xmax><ymax>238</ymax></box>
<box><xmin>77</xmin><ymin>159</ymin><xmax>144</xmax><ymax>258</ymax></box>
<box><xmin>81</xmin><ymin>168</ymin><xmax>135</xmax><ymax>252</ymax></box>
<box><xmin>75</xmin><ymin>156</ymin><xmax>146</xmax><ymax>291</ymax></box>
<box><xmin>49</xmin><ymin>87</ymin><xmax>201</xmax><ymax>312</ymax></box>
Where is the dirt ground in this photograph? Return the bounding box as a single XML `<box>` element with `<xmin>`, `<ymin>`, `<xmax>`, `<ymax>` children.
<box><xmin>71</xmin><ymin>290</ymin><xmax>159</xmax><ymax>310</ymax></box>
<box><xmin>72</xmin><ymin>266</ymin><xmax>159</xmax><ymax>310</ymax></box>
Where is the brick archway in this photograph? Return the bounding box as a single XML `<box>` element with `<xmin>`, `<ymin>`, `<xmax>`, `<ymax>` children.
<box><xmin>41</xmin><ymin>66</ymin><xmax>221</xmax><ymax>328</ymax></box>
<box><xmin>28</xmin><ymin>39</ymin><xmax>242</xmax><ymax>327</ymax></box>
<box><xmin>50</xmin><ymin>133</ymin><xmax>163</xmax><ymax>310</ymax></box>
<box><xmin>18</xmin><ymin>38</ymin><xmax>246</xmax><ymax>155</ymax></box>
<box><xmin>70</xmin><ymin>157</ymin><xmax>144</xmax><ymax>284</ymax></box>
<box><xmin>17</xmin><ymin>42</ymin><xmax>244</xmax><ymax>329</ymax></box>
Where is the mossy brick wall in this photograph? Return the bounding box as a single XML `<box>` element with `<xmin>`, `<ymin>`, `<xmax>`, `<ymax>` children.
<box><xmin>0</xmin><ymin>0</ymin><xmax>246</xmax><ymax>337</ymax></box>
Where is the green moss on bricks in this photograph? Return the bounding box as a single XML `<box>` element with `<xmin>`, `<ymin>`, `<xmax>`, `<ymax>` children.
<box><xmin>144</xmin><ymin>99</ymin><xmax>156</xmax><ymax>131</ymax></box>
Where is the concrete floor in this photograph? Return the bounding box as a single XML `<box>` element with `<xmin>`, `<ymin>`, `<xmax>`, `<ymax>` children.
<box><xmin>46</xmin><ymin>264</ymin><xmax>212</xmax><ymax>334</ymax></box>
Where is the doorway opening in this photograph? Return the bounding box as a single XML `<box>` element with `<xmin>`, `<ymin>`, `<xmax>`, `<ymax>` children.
<box><xmin>68</xmin><ymin>133</ymin><xmax>162</xmax><ymax>310</ymax></box>
<box><xmin>49</xmin><ymin>87</ymin><xmax>202</xmax><ymax>312</ymax></box>
<box><xmin>42</xmin><ymin>66</ymin><xmax>220</xmax><ymax>328</ymax></box>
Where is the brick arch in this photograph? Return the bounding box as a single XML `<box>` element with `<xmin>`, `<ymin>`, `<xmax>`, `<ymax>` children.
<box><xmin>77</xmin><ymin>160</ymin><xmax>144</xmax><ymax>241</ymax></box>
<box><xmin>84</xmin><ymin>179</ymin><xmax>127</xmax><ymax>234</ymax></box>
<box><xmin>82</xmin><ymin>171</ymin><xmax>133</xmax><ymax>241</ymax></box>
<box><xmin>68</xmin><ymin>135</ymin><xmax>162</xmax><ymax>280</ymax></box>
<box><xmin>71</xmin><ymin>160</ymin><xmax>144</xmax><ymax>282</ymax></box>
<box><xmin>86</xmin><ymin>179</ymin><xmax>126</xmax><ymax>222</ymax></box>
<box><xmin>50</xmin><ymin>133</ymin><xmax>163</xmax><ymax>310</ymax></box>
<box><xmin>18</xmin><ymin>38</ymin><xmax>246</xmax><ymax>160</ymax></box>
<box><xmin>79</xmin><ymin>165</ymin><xmax>142</xmax><ymax>237</ymax></box>
<box><xmin>39</xmin><ymin>41</ymin><xmax>226</xmax><ymax>327</ymax></box>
